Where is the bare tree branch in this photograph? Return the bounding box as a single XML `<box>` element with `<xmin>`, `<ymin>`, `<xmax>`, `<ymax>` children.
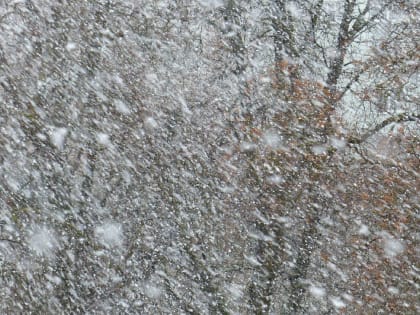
<box><xmin>348</xmin><ymin>112</ymin><xmax>419</xmax><ymax>144</ymax></box>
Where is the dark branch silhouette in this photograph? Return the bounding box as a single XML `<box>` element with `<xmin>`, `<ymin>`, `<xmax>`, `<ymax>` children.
<box><xmin>348</xmin><ymin>112</ymin><xmax>419</xmax><ymax>144</ymax></box>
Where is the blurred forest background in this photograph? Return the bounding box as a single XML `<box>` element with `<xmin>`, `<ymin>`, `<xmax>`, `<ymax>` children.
<box><xmin>0</xmin><ymin>0</ymin><xmax>418</xmax><ymax>314</ymax></box>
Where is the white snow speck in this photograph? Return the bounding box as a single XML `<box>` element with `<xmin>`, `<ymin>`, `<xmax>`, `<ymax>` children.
<box><xmin>144</xmin><ymin>284</ymin><xmax>162</xmax><ymax>299</ymax></box>
<box><xmin>219</xmin><ymin>185</ymin><xmax>235</xmax><ymax>193</ymax></box>
<box><xmin>144</xmin><ymin>117</ymin><xmax>158</xmax><ymax>129</ymax></box>
<box><xmin>113</xmin><ymin>75</ymin><xmax>124</xmax><ymax>85</ymax></box>
<box><xmin>312</xmin><ymin>144</ymin><xmax>327</xmax><ymax>155</ymax></box>
<box><xmin>267</xmin><ymin>174</ymin><xmax>285</xmax><ymax>184</ymax></box>
<box><xmin>95</xmin><ymin>222</ymin><xmax>124</xmax><ymax>248</ymax></box>
<box><xmin>114</xmin><ymin>99</ymin><xmax>130</xmax><ymax>114</ymax></box>
<box><xmin>65</xmin><ymin>42</ymin><xmax>77</xmax><ymax>51</ymax></box>
<box><xmin>199</xmin><ymin>0</ymin><xmax>224</xmax><ymax>9</ymax></box>
<box><xmin>330</xmin><ymin>296</ymin><xmax>346</xmax><ymax>308</ymax></box>
<box><xmin>96</xmin><ymin>132</ymin><xmax>111</xmax><ymax>146</ymax></box>
<box><xmin>342</xmin><ymin>293</ymin><xmax>353</xmax><ymax>302</ymax></box>
<box><xmin>309</xmin><ymin>285</ymin><xmax>326</xmax><ymax>299</ymax></box>
<box><xmin>311</xmin><ymin>99</ymin><xmax>324</xmax><ymax>108</ymax></box>
<box><xmin>388</xmin><ymin>286</ymin><xmax>399</xmax><ymax>294</ymax></box>
<box><xmin>244</xmin><ymin>255</ymin><xmax>262</xmax><ymax>266</ymax></box>
<box><xmin>275</xmin><ymin>216</ymin><xmax>290</xmax><ymax>223</ymax></box>
<box><xmin>50</xmin><ymin>127</ymin><xmax>68</xmax><ymax>150</ymax></box>
<box><xmin>263</xmin><ymin>130</ymin><xmax>281</xmax><ymax>148</ymax></box>
<box><xmin>358</xmin><ymin>224</ymin><xmax>370</xmax><ymax>235</ymax></box>
<box><xmin>226</xmin><ymin>283</ymin><xmax>244</xmax><ymax>299</ymax></box>
<box><xmin>240</xmin><ymin>141</ymin><xmax>257</xmax><ymax>152</ymax></box>
<box><xmin>145</xmin><ymin>73</ymin><xmax>158</xmax><ymax>83</ymax></box>
<box><xmin>28</xmin><ymin>227</ymin><xmax>58</xmax><ymax>256</ymax></box>
<box><xmin>286</xmin><ymin>2</ymin><xmax>303</xmax><ymax>18</ymax></box>
<box><xmin>330</xmin><ymin>137</ymin><xmax>347</xmax><ymax>149</ymax></box>
<box><xmin>37</xmin><ymin>132</ymin><xmax>47</xmax><ymax>141</ymax></box>
<box><xmin>5</xmin><ymin>176</ymin><xmax>19</xmax><ymax>192</ymax></box>
<box><xmin>45</xmin><ymin>274</ymin><xmax>62</xmax><ymax>285</ymax></box>
<box><xmin>254</xmin><ymin>210</ymin><xmax>270</xmax><ymax>225</ymax></box>
<box><xmin>178</xmin><ymin>96</ymin><xmax>192</xmax><ymax>115</ymax></box>
<box><xmin>383</xmin><ymin>237</ymin><xmax>404</xmax><ymax>257</ymax></box>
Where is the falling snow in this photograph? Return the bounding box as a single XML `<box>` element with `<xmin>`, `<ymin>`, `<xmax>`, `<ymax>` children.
<box><xmin>95</xmin><ymin>222</ymin><xmax>124</xmax><ymax>248</ymax></box>
<box><xmin>28</xmin><ymin>227</ymin><xmax>58</xmax><ymax>257</ymax></box>
<box><xmin>50</xmin><ymin>128</ymin><xmax>68</xmax><ymax>150</ymax></box>
<box><xmin>0</xmin><ymin>0</ymin><xmax>418</xmax><ymax>314</ymax></box>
